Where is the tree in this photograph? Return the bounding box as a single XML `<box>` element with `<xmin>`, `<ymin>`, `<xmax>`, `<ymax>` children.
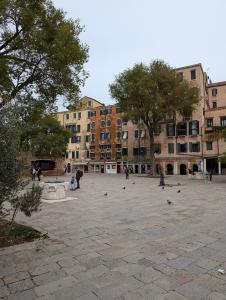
<box><xmin>0</xmin><ymin>0</ymin><xmax>88</xmax><ymax>108</ymax></box>
<box><xmin>20</xmin><ymin>112</ymin><xmax>71</xmax><ymax>158</ymax></box>
<box><xmin>110</xmin><ymin>60</ymin><xmax>200</xmax><ymax>175</ymax></box>
<box><xmin>0</xmin><ymin>107</ymin><xmax>42</xmax><ymax>227</ymax></box>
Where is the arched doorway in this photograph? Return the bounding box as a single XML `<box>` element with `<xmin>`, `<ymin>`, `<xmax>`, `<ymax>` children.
<box><xmin>193</xmin><ymin>164</ymin><xmax>198</xmax><ymax>172</ymax></box>
<box><xmin>180</xmin><ymin>164</ymin><xmax>187</xmax><ymax>175</ymax></box>
<box><xmin>167</xmin><ymin>164</ymin><xmax>173</xmax><ymax>175</ymax></box>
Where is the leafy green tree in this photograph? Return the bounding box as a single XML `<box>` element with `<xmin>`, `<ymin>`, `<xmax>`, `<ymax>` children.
<box><xmin>0</xmin><ymin>0</ymin><xmax>88</xmax><ymax>108</ymax></box>
<box><xmin>110</xmin><ymin>60</ymin><xmax>200</xmax><ymax>175</ymax></box>
<box><xmin>0</xmin><ymin>107</ymin><xmax>42</xmax><ymax>228</ymax></box>
<box><xmin>21</xmin><ymin>113</ymin><xmax>71</xmax><ymax>158</ymax></box>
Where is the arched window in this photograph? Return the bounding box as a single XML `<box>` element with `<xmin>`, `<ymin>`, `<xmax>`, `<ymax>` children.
<box><xmin>117</xmin><ymin>119</ymin><xmax>122</xmax><ymax>126</ymax></box>
<box><xmin>100</xmin><ymin>120</ymin><xmax>105</xmax><ymax>128</ymax></box>
<box><xmin>107</xmin><ymin>119</ymin><xmax>111</xmax><ymax>127</ymax></box>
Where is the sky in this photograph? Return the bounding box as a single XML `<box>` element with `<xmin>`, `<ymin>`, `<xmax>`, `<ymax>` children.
<box><xmin>52</xmin><ymin>0</ymin><xmax>226</xmax><ymax>111</ymax></box>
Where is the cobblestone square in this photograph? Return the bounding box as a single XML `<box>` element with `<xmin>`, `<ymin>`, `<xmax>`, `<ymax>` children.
<box><xmin>1</xmin><ymin>174</ymin><xmax>226</xmax><ymax>299</ymax></box>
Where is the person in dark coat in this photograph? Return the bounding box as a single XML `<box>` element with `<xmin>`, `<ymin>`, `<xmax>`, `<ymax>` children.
<box><xmin>125</xmin><ymin>167</ymin><xmax>129</xmax><ymax>179</ymax></box>
<box><xmin>159</xmin><ymin>172</ymin><xmax>165</xmax><ymax>186</ymax></box>
<box><xmin>75</xmin><ymin>168</ymin><xmax>83</xmax><ymax>189</ymax></box>
<box><xmin>37</xmin><ymin>166</ymin><xmax>42</xmax><ymax>181</ymax></box>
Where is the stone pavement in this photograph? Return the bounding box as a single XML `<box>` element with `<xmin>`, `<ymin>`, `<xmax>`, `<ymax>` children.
<box><xmin>1</xmin><ymin>174</ymin><xmax>226</xmax><ymax>299</ymax></box>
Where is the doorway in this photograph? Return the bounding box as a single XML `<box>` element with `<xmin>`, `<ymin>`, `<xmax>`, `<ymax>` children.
<box><xmin>180</xmin><ymin>164</ymin><xmax>187</xmax><ymax>175</ymax></box>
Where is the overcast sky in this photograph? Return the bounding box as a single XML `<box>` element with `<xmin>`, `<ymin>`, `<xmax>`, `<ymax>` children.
<box><xmin>52</xmin><ymin>0</ymin><xmax>226</xmax><ymax>110</ymax></box>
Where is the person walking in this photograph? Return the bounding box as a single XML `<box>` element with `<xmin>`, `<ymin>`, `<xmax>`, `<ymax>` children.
<box><xmin>37</xmin><ymin>166</ymin><xmax>42</xmax><ymax>181</ymax></box>
<box><xmin>125</xmin><ymin>167</ymin><xmax>129</xmax><ymax>180</ymax></box>
<box><xmin>209</xmin><ymin>170</ymin><xmax>213</xmax><ymax>182</ymax></box>
<box><xmin>75</xmin><ymin>168</ymin><xmax>83</xmax><ymax>189</ymax></box>
<box><xmin>64</xmin><ymin>164</ymin><xmax>67</xmax><ymax>175</ymax></box>
<box><xmin>159</xmin><ymin>172</ymin><xmax>165</xmax><ymax>186</ymax></box>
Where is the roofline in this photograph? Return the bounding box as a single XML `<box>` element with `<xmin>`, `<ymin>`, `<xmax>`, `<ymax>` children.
<box><xmin>80</xmin><ymin>96</ymin><xmax>104</xmax><ymax>106</ymax></box>
<box><xmin>207</xmin><ymin>81</ymin><xmax>226</xmax><ymax>88</ymax></box>
<box><xmin>175</xmin><ymin>63</ymin><xmax>204</xmax><ymax>73</ymax></box>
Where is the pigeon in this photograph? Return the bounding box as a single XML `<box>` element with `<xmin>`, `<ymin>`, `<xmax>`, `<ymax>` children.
<box><xmin>104</xmin><ymin>192</ymin><xmax>108</xmax><ymax>196</ymax></box>
<box><xmin>177</xmin><ymin>190</ymin><xmax>181</xmax><ymax>193</ymax></box>
<box><xmin>122</xmin><ymin>187</ymin><xmax>126</xmax><ymax>190</ymax></box>
<box><xmin>162</xmin><ymin>186</ymin><xmax>164</xmax><ymax>190</ymax></box>
<box><xmin>132</xmin><ymin>182</ymin><xmax>135</xmax><ymax>184</ymax></box>
<box><xmin>167</xmin><ymin>200</ymin><xmax>172</xmax><ymax>205</ymax></box>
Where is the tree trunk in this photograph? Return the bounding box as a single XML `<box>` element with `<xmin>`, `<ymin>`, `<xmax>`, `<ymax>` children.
<box><xmin>148</xmin><ymin>129</ymin><xmax>155</xmax><ymax>176</ymax></box>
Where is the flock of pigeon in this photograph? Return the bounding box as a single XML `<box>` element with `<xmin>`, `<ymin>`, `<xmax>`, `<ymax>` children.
<box><xmin>104</xmin><ymin>181</ymin><xmax>181</xmax><ymax>206</ymax></box>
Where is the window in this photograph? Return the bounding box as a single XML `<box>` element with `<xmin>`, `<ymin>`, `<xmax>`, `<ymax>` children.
<box><xmin>154</xmin><ymin>144</ymin><xmax>161</xmax><ymax>154</ymax></box>
<box><xmin>133</xmin><ymin>148</ymin><xmax>139</xmax><ymax>156</ymax></box>
<box><xmin>153</xmin><ymin>125</ymin><xmax>161</xmax><ymax>135</ymax></box>
<box><xmin>212</xmin><ymin>88</ymin><xmax>217</xmax><ymax>97</ymax></box>
<box><xmin>116</xmin><ymin>131</ymin><xmax>121</xmax><ymax>139</ymax></box>
<box><xmin>87</xmin><ymin>123</ymin><xmax>90</xmax><ymax>131</ymax></box>
<box><xmin>100</xmin><ymin>120</ymin><xmax>105</xmax><ymax>128</ymax></box>
<box><xmin>90</xmin><ymin>111</ymin><xmax>96</xmax><ymax>117</ymax></box>
<box><xmin>189</xmin><ymin>121</ymin><xmax>199</xmax><ymax>135</ymax></box>
<box><xmin>116</xmin><ymin>107</ymin><xmax>121</xmax><ymax>113</ymax></box>
<box><xmin>107</xmin><ymin>119</ymin><xmax>111</xmax><ymax>127</ymax></box>
<box><xmin>116</xmin><ymin>144</ymin><xmax>121</xmax><ymax>149</ymax></box>
<box><xmin>168</xmin><ymin>143</ymin><xmax>174</xmax><ymax>153</ymax></box>
<box><xmin>73</xmin><ymin>113</ymin><xmax>76</xmax><ymax>119</ymax></box>
<box><xmin>66</xmin><ymin>114</ymin><xmax>69</xmax><ymax>120</ymax></box>
<box><xmin>90</xmin><ymin>153</ymin><xmax>95</xmax><ymax>160</ymax></box>
<box><xmin>65</xmin><ymin>152</ymin><xmax>68</xmax><ymax>159</ymax></box>
<box><xmin>100</xmin><ymin>132</ymin><xmax>105</xmax><ymax>141</ymax></box>
<box><xmin>133</xmin><ymin>148</ymin><xmax>146</xmax><ymax>156</ymax></box>
<box><xmin>206</xmin><ymin>141</ymin><xmax>213</xmax><ymax>150</ymax></box>
<box><xmin>72</xmin><ymin>151</ymin><xmax>75</xmax><ymax>159</ymax></box>
<box><xmin>206</xmin><ymin>118</ymin><xmax>213</xmax><ymax>127</ymax></box>
<box><xmin>105</xmin><ymin>132</ymin><xmax>111</xmax><ymax>140</ymax></box>
<box><xmin>116</xmin><ymin>152</ymin><xmax>121</xmax><ymax>159</ymax></box>
<box><xmin>91</xmin><ymin>122</ymin><xmax>95</xmax><ymax>129</ymax></box>
<box><xmin>88</xmin><ymin>111</ymin><xmax>91</xmax><ymax>118</ymax></box>
<box><xmin>177</xmin><ymin>143</ymin><xmax>187</xmax><ymax>153</ymax></box>
<box><xmin>122</xmin><ymin>131</ymin><xmax>128</xmax><ymax>140</ymax></box>
<box><xmin>190</xmin><ymin>69</ymin><xmax>196</xmax><ymax>80</ymax></box>
<box><xmin>117</xmin><ymin>119</ymin><xmax>122</xmax><ymax>126</ymax></box>
<box><xmin>76</xmin><ymin>151</ymin><xmax>79</xmax><ymax>159</ymax></box>
<box><xmin>91</xmin><ymin>134</ymin><xmax>95</xmax><ymax>141</ymax></box>
<box><xmin>122</xmin><ymin>119</ymin><xmax>127</xmax><ymax>125</ymax></box>
<box><xmin>134</xmin><ymin>129</ymin><xmax>139</xmax><ymax>138</ymax></box>
<box><xmin>220</xmin><ymin>116</ymin><xmax>226</xmax><ymax>127</ymax></box>
<box><xmin>213</xmin><ymin>101</ymin><xmax>217</xmax><ymax>109</ymax></box>
<box><xmin>134</xmin><ymin>129</ymin><xmax>145</xmax><ymax>138</ymax></box>
<box><xmin>167</xmin><ymin>123</ymin><xmax>175</xmax><ymax>136</ymax></box>
<box><xmin>85</xmin><ymin>135</ymin><xmax>90</xmax><ymax>142</ymax></box>
<box><xmin>78</xmin><ymin>112</ymin><xmax>81</xmax><ymax>119</ymax></box>
<box><xmin>189</xmin><ymin>142</ymin><xmax>200</xmax><ymax>152</ymax></box>
<box><xmin>122</xmin><ymin>148</ymin><xmax>128</xmax><ymax>156</ymax></box>
<box><xmin>71</xmin><ymin>136</ymin><xmax>77</xmax><ymax>143</ymax></box>
<box><xmin>66</xmin><ymin>124</ymin><xmax>76</xmax><ymax>133</ymax></box>
<box><xmin>100</xmin><ymin>108</ymin><xmax>112</xmax><ymax>115</ymax></box>
<box><xmin>87</xmin><ymin>150</ymin><xmax>90</xmax><ymax>158</ymax></box>
<box><xmin>88</xmin><ymin>100</ymin><xmax>92</xmax><ymax>107</ymax></box>
<box><xmin>76</xmin><ymin>125</ymin><xmax>80</xmax><ymax>133</ymax></box>
<box><xmin>177</xmin><ymin>122</ymin><xmax>187</xmax><ymax>136</ymax></box>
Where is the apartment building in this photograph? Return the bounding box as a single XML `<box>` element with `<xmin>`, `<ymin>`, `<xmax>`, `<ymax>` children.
<box><xmin>57</xmin><ymin>96</ymin><xmax>103</xmax><ymax>172</ymax></box>
<box><xmin>57</xmin><ymin>64</ymin><xmax>226</xmax><ymax>175</ymax></box>
<box><xmin>89</xmin><ymin>105</ymin><xmax>122</xmax><ymax>174</ymax></box>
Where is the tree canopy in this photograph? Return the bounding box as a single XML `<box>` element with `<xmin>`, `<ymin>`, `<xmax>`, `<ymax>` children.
<box><xmin>0</xmin><ymin>0</ymin><xmax>88</xmax><ymax>109</ymax></box>
<box><xmin>110</xmin><ymin>60</ymin><xmax>200</xmax><ymax>174</ymax></box>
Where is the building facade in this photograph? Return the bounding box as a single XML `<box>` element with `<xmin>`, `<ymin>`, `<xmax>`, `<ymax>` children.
<box><xmin>57</xmin><ymin>64</ymin><xmax>226</xmax><ymax>175</ymax></box>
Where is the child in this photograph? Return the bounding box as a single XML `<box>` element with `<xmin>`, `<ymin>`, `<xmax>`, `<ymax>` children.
<box><xmin>70</xmin><ymin>176</ymin><xmax>76</xmax><ymax>190</ymax></box>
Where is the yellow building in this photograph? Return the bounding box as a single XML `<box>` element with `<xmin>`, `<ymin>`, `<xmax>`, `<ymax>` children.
<box><xmin>57</xmin><ymin>96</ymin><xmax>103</xmax><ymax>172</ymax></box>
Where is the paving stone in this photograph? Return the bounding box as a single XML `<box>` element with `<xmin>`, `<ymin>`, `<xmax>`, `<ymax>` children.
<box><xmin>0</xmin><ymin>279</ymin><xmax>4</xmax><ymax>287</ymax></box>
<box><xmin>176</xmin><ymin>280</ymin><xmax>211</xmax><ymax>299</ymax></box>
<box><xmin>196</xmin><ymin>258</ymin><xmax>220</xmax><ymax>270</ymax></box>
<box><xmin>3</xmin><ymin>271</ymin><xmax>30</xmax><ymax>284</ymax></box>
<box><xmin>0</xmin><ymin>285</ymin><xmax>10</xmax><ymax>297</ymax></box>
<box><xmin>34</xmin><ymin>276</ymin><xmax>78</xmax><ymax>297</ymax></box>
<box><xmin>165</xmin><ymin>256</ymin><xmax>194</xmax><ymax>270</ymax></box>
<box><xmin>93</xmin><ymin>277</ymin><xmax>143</xmax><ymax>299</ymax></box>
<box><xmin>207</xmin><ymin>292</ymin><xmax>226</xmax><ymax>300</ymax></box>
<box><xmin>133</xmin><ymin>266</ymin><xmax>162</xmax><ymax>283</ymax></box>
<box><xmin>122</xmin><ymin>282</ymin><xmax>166</xmax><ymax>300</ymax></box>
<box><xmin>74</xmin><ymin>292</ymin><xmax>99</xmax><ymax>300</ymax></box>
<box><xmin>159</xmin><ymin>291</ymin><xmax>190</xmax><ymax>300</ymax></box>
<box><xmin>32</xmin><ymin>269</ymin><xmax>68</xmax><ymax>286</ymax></box>
<box><xmin>8</xmin><ymin>278</ymin><xmax>34</xmax><ymax>294</ymax></box>
<box><xmin>7</xmin><ymin>289</ymin><xmax>37</xmax><ymax>300</ymax></box>
<box><xmin>194</xmin><ymin>274</ymin><xmax>226</xmax><ymax>293</ymax></box>
<box><xmin>29</xmin><ymin>262</ymin><xmax>60</xmax><ymax>276</ymax></box>
<box><xmin>153</xmin><ymin>275</ymin><xmax>181</xmax><ymax>291</ymax></box>
<box><xmin>112</xmin><ymin>262</ymin><xmax>144</xmax><ymax>276</ymax></box>
<box><xmin>52</xmin><ymin>282</ymin><xmax>92</xmax><ymax>299</ymax></box>
<box><xmin>88</xmin><ymin>271</ymin><xmax>125</xmax><ymax>289</ymax></box>
<box><xmin>73</xmin><ymin>264</ymin><xmax>109</xmax><ymax>281</ymax></box>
